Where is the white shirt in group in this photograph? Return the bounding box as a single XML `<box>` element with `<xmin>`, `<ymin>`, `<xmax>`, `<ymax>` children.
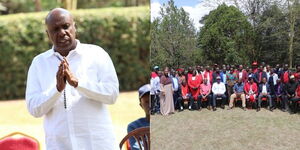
<box><xmin>25</xmin><ymin>40</ymin><xmax>119</xmax><ymax>150</ymax></box>
<box><xmin>212</xmin><ymin>82</ymin><xmax>226</xmax><ymax>95</ymax></box>
<box><xmin>262</xmin><ymin>84</ymin><xmax>267</xmax><ymax>94</ymax></box>
<box><xmin>150</xmin><ymin>76</ymin><xmax>160</xmax><ymax>95</ymax></box>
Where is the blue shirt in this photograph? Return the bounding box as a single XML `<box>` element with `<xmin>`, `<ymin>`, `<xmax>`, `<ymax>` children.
<box><xmin>234</xmin><ymin>83</ymin><xmax>244</xmax><ymax>93</ymax></box>
<box><xmin>127</xmin><ymin>118</ymin><xmax>150</xmax><ymax>150</ymax></box>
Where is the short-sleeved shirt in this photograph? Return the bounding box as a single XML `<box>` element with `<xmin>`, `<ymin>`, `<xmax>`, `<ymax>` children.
<box><xmin>127</xmin><ymin>118</ymin><xmax>150</xmax><ymax>150</ymax></box>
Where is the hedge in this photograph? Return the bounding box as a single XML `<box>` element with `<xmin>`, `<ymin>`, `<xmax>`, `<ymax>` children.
<box><xmin>0</xmin><ymin>6</ymin><xmax>150</xmax><ymax>100</ymax></box>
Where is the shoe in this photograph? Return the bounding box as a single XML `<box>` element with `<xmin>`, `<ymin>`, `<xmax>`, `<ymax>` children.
<box><xmin>199</xmin><ymin>107</ymin><xmax>202</xmax><ymax>111</ymax></box>
<box><xmin>213</xmin><ymin>107</ymin><xmax>217</xmax><ymax>111</ymax></box>
<box><xmin>221</xmin><ymin>105</ymin><xmax>225</xmax><ymax>109</ymax></box>
<box><xmin>270</xmin><ymin>107</ymin><xmax>274</xmax><ymax>112</ymax></box>
<box><xmin>208</xmin><ymin>106</ymin><xmax>211</xmax><ymax>110</ymax></box>
<box><xmin>188</xmin><ymin>106</ymin><xmax>192</xmax><ymax>110</ymax></box>
<box><xmin>242</xmin><ymin>107</ymin><xmax>246</xmax><ymax>111</ymax></box>
<box><xmin>257</xmin><ymin>107</ymin><xmax>260</xmax><ymax>112</ymax></box>
<box><xmin>227</xmin><ymin>107</ymin><xmax>232</xmax><ymax>110</ymax></box>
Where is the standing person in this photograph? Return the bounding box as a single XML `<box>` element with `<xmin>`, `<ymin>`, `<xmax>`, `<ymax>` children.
<box><xmin>212</xmin><ymin>76</ymin><xmax>227</xmax><ymax>111</ymax></box>
<box><xmin>252</xmin><ymin>62</ymin><xmax>258</xmax><ymax>73</ymax></box>
<box><xmin>281</xmin><ymin>64</ymin><xmax>290</xmax><ymax>84</ymax></box>
<box><xmin>228</xmin><ymin>79</ymin><xmax>246</xmax><ymax>110</ymax></box>
<box><xmin>293</xmin><ymin>65</ymin><xmax>300</xmax><ymax>83</ymax></box>
<box><xmin>226</xmin><ymin>67</ymin><xmax>237</xmax><ymax>100</ymax></box>
<box><xmin>212</xmin><ymin>67</ymin><xmax>223</xmax><ymax>83</ymax></box>
<box><xmin>236</xmin><ymin>65</ymin><xmax>248</xmax><ymax>83</ymax></box>
<box><xmin>257</xmin><ymin>77</ymin><xmax>273</xmax><ymax>112</ymax></box>
<box><xmin>199</xmin><ymin>78</ymin><xmax>212</xmax><ymax>110</ymax></box>
<box><xmin>171</xmin><ymin>70</ymin><xmax>180</xmax><ymax>110</ymax></box>
<box><xmin>177</xmin><ymin>68</ymin><xmax>186</xmax><ymax>85</ymax></box>
<box><xmin>188</xmin><ymin>70</ymin><xmax>202</xmax><ymax>110</ymax></box>
<box><xmin>244</xmin><ymin>77</ymin><xmax>258</xmax><ymax>108</ymax></box>
<box><xmin>150</xmin><ymin>67</ymin><xmax>160</xmax><ymax>115</ymax></box>
<box><xmin>160</xmin><ymin>67</ymin><xmax>175</xmax><ymax>115</ymax></box>
<box><xmin>127</xmin><ymin>84</ymin><xmax>150</xmax><ymax>150</ymax></box>
<box><xmin>204</xmin><ymin>65</ymin><xmax>213</xmax><ymax>84</ymax></box>
<box><xmin>274</xmin><ymin>79</ymin><xmax>288</xmax><ymax>111</ymax></box>
<box><xmin>254</xmin><ymin>66</ymin><xmax>267</xmax><ymax>84</ymax></box>
<box><xmin>25</xmin><ymin>8</ymin><xmax>119</xmax><ymax>149</ymax></box>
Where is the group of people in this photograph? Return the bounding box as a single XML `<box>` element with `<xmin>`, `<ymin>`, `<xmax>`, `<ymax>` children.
<box><xmin>150</xmin><ymin>62</ymin><xmax>300</xmax><ymax>115</ymax></box>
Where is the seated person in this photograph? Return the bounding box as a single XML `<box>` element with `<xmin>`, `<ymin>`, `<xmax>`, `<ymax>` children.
<box><xmin>286</xmin><ymin>75</ymin><xmax>299</xmax><ymax>113</ymax></box>
<box><xmin>228</xmin><ymin>78</ymin><xmax>246</xmax><ymax>110</ymax></box>
<box><xmin>199</xmin><ymin>78</ymin><xmax>212</xmax><ymax>110</ymax></box>
<box><xmin>127</xmin><ymin>84</ymin><xmax>150</xmax><ymax>150</ymax></box>
<box><xmin>188</xmin><ymin>70</ymin><xmax>202</xmax><ymax>110</ymax></box>
<box><xmin>257</xmin><ymin>77</ymin><xmax>273</xmax><ymax>112</ymax></box>
<box><xmin>177</xmin><ymin>79</ymin><xmax>190</xmax><ymax>111</ymax></box>
<box><xmin>212</xmin><ymin>76</ymin><xmax>226</xmax><ymax>111</ymax></box>
<box><xmin>244</xmin><ymin>77</ymin><xmax>258</xmax><ymax>107</ymax></box>
<box><xmin>274</xmin><ymin>79</ymin><xmax>288</xmax><ymax>111</ymax></box>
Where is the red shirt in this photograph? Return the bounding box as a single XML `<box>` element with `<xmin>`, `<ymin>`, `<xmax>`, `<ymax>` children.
<box><xmin>181</xmin><ymin>84</ymin><xmax>189</xmax><ymax>99</ymax></box>
<box><xmin>188</xmin><ymin>75</ymin><xmax>201</xmax><ymax>100</ymax></box>
<box><xmin>244</xmin><ymin>82</ymin><xmax>258</xmax><ymax>95</ymax></box>
<box><xmin>282</xmin><ymin>71</ymin><xmax>290</xmax><ymax>84</ymax></box>
<box><xmin>296</xmin><ymin>85</ymin><xmax>300</xmax><ymax>97</ymax></box>
<box><xmin>203</xmin><ymin>70</ymin><xmax>213</xmax><ymax>84</ymax></box>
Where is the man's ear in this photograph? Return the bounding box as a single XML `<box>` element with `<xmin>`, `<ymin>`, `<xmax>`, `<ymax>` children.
<box><xmin>73</xmin><ymin>22</ymin><xmax>77</xmax><ymax>32</ymax></box>
<box><xmin>139</xmin><ymin>102</ymin><xmax>143</xmax><ymax>108</ymax></box>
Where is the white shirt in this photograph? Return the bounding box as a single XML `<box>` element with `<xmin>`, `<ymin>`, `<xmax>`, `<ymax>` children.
<box><xmin>172</xmin><ymin>77</ymin><xmax>179</xmax><ymax>91</ymax></box>
<box><xmin>150</xmin><ymin>76</ymin><xmax>160</xmax><ymax>95</ymax></box>
<box><xmin>212</xmin><ymin>82</ymin><xmax>226</xmax><ymax>95</ymax></box>
<box><xmin>262</xmin><ymin>84</ymin><xmax>267</xmax><ymax>94</ymax></box>
<box><xmin>25</xmin><ymin>41</ymin><xmax>119</xmax><ymax>150</ymax></box>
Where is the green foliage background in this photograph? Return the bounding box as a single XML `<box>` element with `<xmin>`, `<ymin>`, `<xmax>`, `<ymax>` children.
<box><xmin>0</xmin><ymin>6</ymin><xmax>150</xmax><ymax>100</ymax></box>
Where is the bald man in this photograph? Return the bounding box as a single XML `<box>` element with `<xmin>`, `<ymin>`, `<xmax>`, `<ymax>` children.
<box><xmin>25</xmin><ymin>8</ymin><xmax>119</xmax><ymax>149</ymax></box>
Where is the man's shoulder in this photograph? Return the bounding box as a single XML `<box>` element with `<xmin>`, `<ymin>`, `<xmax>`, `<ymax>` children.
<box><xmin>80</xmin><ymin>43</ymin><xmax>108</xmax><ymax>55</ymax></box>
<box><xmin>127</xmin><ymin>118</ymin><xmax>149</xmax><ymax>132</ymax></box>
<box><xmin>31</xmin><ymin>49</ymin><xmax>53</xmax><ymax>63</ymax></box>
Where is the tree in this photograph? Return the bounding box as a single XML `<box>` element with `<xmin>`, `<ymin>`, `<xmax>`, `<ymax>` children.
<box><xmin>256</xmin><ymin>4</ymin><xmax>289</xmax><ymax>65</ymax></box>
<box><xmin>197</xmin><ymin>4</ymin><xmax>254</xmax><ymax>65</ymax></box>
<box><xmin>150</xmin><ymin>0</ymin><xmax>198</xmax><ymax>69</ymax></box>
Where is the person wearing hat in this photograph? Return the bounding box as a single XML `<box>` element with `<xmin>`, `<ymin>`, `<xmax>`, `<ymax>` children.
<box><xmin>244</xmin><ymin>77</ymin><xmax>258</xmax><ymax>108</ymax></box>
<box><xmin>252</xmin><ymin>61</ymin><xmax>258</xmax><ymax>73</ymax></box>
<box><xmin>228</xmin><ymin>78</ymin><xmax>246</xmax><ymax>110</ymax></box>
<box><xmin>274</xmin><ymin>78</ymin><xmax>288</xmax><ymax>111</ymax></box>
<box><xmin>211</xmin><ymin>76</ymin><xmax>227</xmax><ymax>111</ymax></box>
<box><xmin>127</xmin><ymin>84</ymin><xmax>150</xmax><ymax>150</ymax></box>
<box><xmin>285</xmin><ymin>75</ymin><xmax>299</xmax><ymax>113</ymax></box>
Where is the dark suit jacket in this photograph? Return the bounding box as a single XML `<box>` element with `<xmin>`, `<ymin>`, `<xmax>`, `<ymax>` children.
<box><xmin>254</xmin><ymin>71</ymin><xmax>268</xmax><ymax>84</ymax></box>
<box><xmin>258</xmin><ymin>83</ymin><xmax>271</xmax><ymax>94</ymax></box>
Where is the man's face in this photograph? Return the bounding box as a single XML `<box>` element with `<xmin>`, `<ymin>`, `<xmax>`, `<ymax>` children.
<box><xmin>140</xmin><ymin>93</ymin><xmax>149</xmax><ymax>116</ymax></box>
<box><xmin>188</xmin><ymin>67</ymin><xmax>193</xmax><ymax>73</ymax></box>
<box><xmin>250</xmin><ymin>78</ymin><xmax>253</xmax><ymax>83</ymax></box>
<box><xmin>262</xmin><ymin>78</ymin><xmax>266</xmax><ymax>83</ymax></box>
<box><xmin>46</xmin><ymin>12</ymin><xmax>76</xmax><ymax>52</ymax></box>
<box><xmin>284</xmin><ymin>64</ymin><xmax>288</xmax><ymax>70</ymax></box>
<box><xmin>216</xmin><ymin>67</ymin><xmax>220</xmax><ymax>73</ymax></box>
<box><xmin>164</xmin><ymin>69</ymin><xmax>169</xmax><ymax>76</ymax></box>
<box><xmin>196</xmin><ymin>66</ymin><xmax>200</xmax><ymax>71</ymax></box>
<box><xmin>239</xmin><ymin>65</ymin><xmax>243</xmax><ymax>71</ymax></box>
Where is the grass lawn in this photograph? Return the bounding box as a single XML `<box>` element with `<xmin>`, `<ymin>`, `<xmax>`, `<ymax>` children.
<box><xmin>151</xmin><ymin>107</ymin><xmax>300</xmax><ymax>150</ymax></box>
<box><xmin>0</xmin><ymin>91</ymin><xmax>144</xmax><ymax>150</ymax></box>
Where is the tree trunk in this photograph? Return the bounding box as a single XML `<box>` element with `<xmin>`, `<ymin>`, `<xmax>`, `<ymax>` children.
<box><xmin>288</xmin><ymin>0</ymin><xmax>297</xmax><ymax>68</ymax></box>
<box><xmin>34</xmin><ymin>0</ymin><xmax>42</xmax><ymax>11</ymax></box>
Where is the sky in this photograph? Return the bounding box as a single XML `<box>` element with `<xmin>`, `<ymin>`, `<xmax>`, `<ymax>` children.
<box><xmin>150</xmin><ymin>0</ymin><xmax>232</xmax><ymax>29</ymax></box>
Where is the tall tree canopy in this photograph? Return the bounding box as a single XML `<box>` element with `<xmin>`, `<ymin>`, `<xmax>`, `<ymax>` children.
<box><xmin>150</xmin><ymin>0</ymin><xmax>199</xmax><ymax>69</ymax></box>
<box><xmin>197</xmin><ymin>4</ymin><xmax>253</xmax><ymax>65</ymax></box>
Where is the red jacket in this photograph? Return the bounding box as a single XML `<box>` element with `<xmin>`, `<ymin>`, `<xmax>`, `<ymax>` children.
<box><xmin>244</xmin><ymin>82</ymin><xmax>258</xmax><ymax>95</ymax></box>
<box><xmin>296</xmin><ymin>85</ymin><xmax>300</xmax><ymax>97</ymax></box>
<box><xmin>237</xmin><ymin>70</ymin><xmax>248</xmax><ymax>83</ymax></box>
<box><xmin>203</xmin><ymin>70</ymin><xmax>213</xmax><ymax>84</ymax></box>
<box><xmin>281</xmin><ymin>71</ymin><xmax>290</xmax><ymax>84</ymax></box>
<box><xmin>188</xmin><ymin>75</ymin><xmax>201</xmax><ymax>100</ymax></box>
<box><xmin>181</xmin><ymin>84</ymin><xmax>189</xmax><ymax>99</ymax></box>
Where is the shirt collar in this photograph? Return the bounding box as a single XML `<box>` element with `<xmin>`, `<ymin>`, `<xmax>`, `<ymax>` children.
<box><xmin>45</xmin><ymin>39</ymin><xmax>82</xmax><ymax>58</ymax></box>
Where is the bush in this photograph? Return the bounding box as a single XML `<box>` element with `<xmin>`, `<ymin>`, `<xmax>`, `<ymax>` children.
<box><xmin>0</xmin><ymin>6</ymin><xmax>150</xmax><ymax>100</ymax></box>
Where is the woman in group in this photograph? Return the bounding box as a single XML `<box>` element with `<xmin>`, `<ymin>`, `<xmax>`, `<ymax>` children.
<box><xmin>160</xmin><ymin>67</ymin><xmax>175</xmax><ymax>115</ymax></box>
